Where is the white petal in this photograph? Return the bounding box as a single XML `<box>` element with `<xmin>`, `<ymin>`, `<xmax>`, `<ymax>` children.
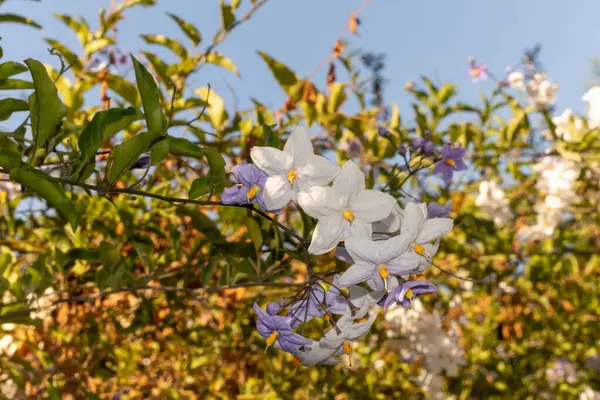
<box><xmin>373</xmin><ymin>203</ymin><xmax>403</xmax><ymax>234</ymax></box>
<box><xmin>283</xmin><ymin>125</ymin><xmax>314</xmax><ymax>161</ymax></box>
<box><xmin>337</xmin><ymin>262</ymin><xmax>377</xmax><ymax>287</ymax></box>
<box><xmin>345</xmin><ymin>218</ymin><xmax>372</xmax><ymax>240</ymax></box>
<box><xmin>262</xmin><ymin>175</ymin><xmax>294</xmax><ymax>209</ymax></box>
<box><xmin>400</xmin><ymin>202</ymin><xmax>426</xmax><ymax>241</ymax></box>
<box><xmin>345</xmin><ymin>233</ymin><xmax>411</xmax><ymax>265</ymax></box>
<box><xmin>296</xmin><ymin>186</ymin><xmax>339</xmax><ymax>219</ymax></box>
<box><xmin>367</xmin><ymin>275</ymin><xmax>399</xmax><ymax>292</ymax></box>
<box><xmin>308</xmin><ymin>214</ymin><xmax>345</xmax><ymax>255</ymax></box>
<box><xmin>350</xmin><ymin>190</ymin><xmax>396</xmax><ymax>223</ymax></box>
<box><xmin>346</xmin><ymin>313</ymin><xmax>377</xmax><ymax>340</ymax></box>
<box><xmin>298</xmin><ymin>343</ymin><xmax>338</xmax><ymax>366</ymax></box>
<box><xmin>387</xmin><ymin>251</ymin><xmax>422</xmax><ymax>275</ymax></box>
<box><xmin>332</xmin><ymin>160</ymin><xmax>365</xmax><ymax>207</ymax></box>
<box><xmin>250</xmin><ymin>146</ymin><xmax>293</xmax><ymax>176</ymax></box>
<box><xmin>297</xmin><ymin>154</ymin><xmax>341</xmax><ymax>186</ymax></box>
<box><xmin>416</xmin><ymin>218</ymin><xmax>454</xmax><ymax>244</ymax></box>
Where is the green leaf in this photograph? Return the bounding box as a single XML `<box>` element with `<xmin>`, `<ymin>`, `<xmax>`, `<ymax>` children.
<box><xmin>44</xmin><ymin>39</ymin><xmax>83</xmax><ymax>71</ymax></box>
<box><xmin>131</xmin><ymin>55</ymin><xmax>167</xmax><ymax>132</ymax></box>
<box><xmin>262</xmin><ymin>124</ymin><xmax>280</xmax><ymax>149</ymax></box>
<box><xmin>205</xmin><ymin>52</ymin><xmax>239</xmax><ymax>76</ymax></box>
<box><xmin>195</xmin><ymin>87</ymin><xmax>227</xmax><ymax>129</ymax></box>
<box><xmin>106</xmin><ymin>73</ymin><xmax>141</xmax><ymax>106</ymax></box>
<box><xmin>168</xmin><ymin>136</ymin><xmax>204</xmax><ymax>158</ymax></box>
<box><xmin>0</xmin><ymin>61</ymin><xmax>27</xmax><ymax>80</ymax></box>
<box><xmin>78</xmin><ymin>107</ymin><xmax>143</xmax><ymax>165</ymax></box>
<box><xmin>168</xmin><ymin>13</ymin><xmax>202</xmax><ymax>46</ymax></box>
<box><xmin>246</xmin><ymin>217</ymin><xmax>263</xmax><ymax>251</ymax></box>
<box><xmin>0</xmin><ymin>78</ymin><xmax>34</xmax><ymax>90</ymax></box>
<box><xmin>9</xmin><ymin>167</ymin><xmax>79</xmax><ymax>229</ymax></box>
<box><xmin>25</xmin><ymin>58</ymin><xmax>67</xmax><ymax>154</ymax></box>
<box><xmin>107</xmin><ymin>130</ymin><xmax>164</xmax><ymax>182</ymax></box>
<box><xmin>150</xmin><ymin>137</ymin><xmax>170</xmax><ymax>165</ymax></box>
<box><xmin>54</xmin><ymin>14</ymin><xmax>89</xmax><ymax>45</ymax></box>
<box><xmin>84</xmin><ymin>38</ymin><xmax>115</xmax><ymax>57</ymax></box>
<box><xmin>141</xmin><ymin>34</ymin><xmax>188</xmax><ymax>59</ymax></box>
<box><xmin>0</xmin><ymin>148</ymin><xmax>22</xmax><ymax>169</ymax></box>
<box><xmin>143</xmin><ymin>52</ymin><xmax>171</xmax><ymax>85</ymax></box>
<box><xmin>220</xmin><ymin>0</ymin><xmax>236</xmax><ymax>30</ymax></box>
<box><xmin>327</xmin><ymin>82</ymin><xmax>347</xmax><ymax>114</ymax></box>
<box><xmin>0</xmin><ymin>98</ymin><xmax>29</xmax><ymax>121</ymax></box>
<box><xmin>257</xmin><ymin>51</ymin><xmax>299</xmax><ymax>95</ymax></box>
<box><xmin>189</xmin><ymin>176</ymin><xmax>210</xmax><ymax>199</ymax></box>
<box><xmin>0</xmin><ymin>13</ymin><xmax>42</xmax><ymax>29</ymax></box>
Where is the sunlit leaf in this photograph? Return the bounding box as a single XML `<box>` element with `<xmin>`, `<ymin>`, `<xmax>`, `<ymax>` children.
<box><xmin>168</xmin><ymin>13</ymin><xmax>202</xmax><ymax>46</ymax></box>
<box><xmin>257</xmin><ymin>51</ymin><xmax>299</xmax><ymax>95</ymax></box>
<box><xmin>0</xmin><ymin>13</ymin><xmax>41</xmax><ymax>29</ymax></box>
<box><xmin>0</xmin><ymin>98</ymin><xmax>29</xmax><ymax>121</ymax></box>
<box><xmin>131</xmin><ymin>55</ymin><xmax>167</xmax><ymax>132</ymax></box>
<box><xmin>141</xmin><ymin>34</ymin><xmax>188</xmax><ymax>59</ymax></box>
<box><xmin>107</xmin><ymin>130</ymin><xmax>164</xmax><ymax>182</ymax></box>
<box><xmin>205</xmin><ymin>52</ymin><xmax>239</xmax><ymax>76</ymax></box>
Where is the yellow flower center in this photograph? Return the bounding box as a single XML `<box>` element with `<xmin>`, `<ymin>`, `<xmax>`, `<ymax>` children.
<box><xmin>445</xmin><ymin>158</ymin><xmax>456</xmax><ymax>167</ymax></box>
<box><xmin>471</xmin><ymin>68</ymin><xmax>480</xmax><ymax>76</ymax></box>
<box><xmin>287</xmin><ymin>170</ymin><xmax>297</xmax><ymax>184</ymax></box>
<box><xmin>324</xmin><ymin>313</ymin><xmax>330</xmax><ymax>322</ymax></box>
<box><xmin>357</xmin><ymin>317</ymin><xmax>368</xmax><ymax>323</ymax></box>
<box><xmin>343</xmin><ymin>341</ymin><xmax>352</xmax><ymax>355</ymax></box>
<box><xmin>343</xmin><ymin>211</ymin><xmax>355</xmax><ymax>222</ymax></box>
<box><xmin>246</xmin><ymin>184</ymin><xmax>261</xmax><ymax>201</ymax></box>
<box><xmin>416</xmin><ymin>273</ymin><xmax>426</xmax><ymax>280</ymax></box>
<box><xmin>405</xmin><ymin>289</ymin><xmax>414</xmax><ymax>299</ymax></box>
<box><xmin>266</xmin><ymin>331</ymin><xmax>279</xmax><ymax>346</ymax></box>
<box><xmin>378</xmin><ymin>265</ymin><xmax>389</xmax><ymax>280</ymax></box>
<box><xmin>413</xmin><ymin>244</ymin><xmax>425</xmax><ymax>255</ymax></box>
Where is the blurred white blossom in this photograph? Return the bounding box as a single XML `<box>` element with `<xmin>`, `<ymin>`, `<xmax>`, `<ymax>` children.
<box><xmin>475</xmin><ymin>180</ymin><xmax>512</xmax><ymax>227</ymax></box>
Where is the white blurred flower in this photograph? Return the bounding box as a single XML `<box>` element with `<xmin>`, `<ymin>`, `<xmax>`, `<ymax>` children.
<box><xmin>475</xmin><ymin>180</ymin><xmax>512</xmax><ymax>227</ymax></box>
<box><xmin>0</xmin><ymin>178</ymin><xmax>20</xmax><ymax>201</ymax></box>
<box><xmin>507</xmin><ymin>71</ymin><xmax>525</xmax><ymax>90</ymax></box>
<box><xmin>583</xmin><ymin>86</ymin><xmax>600</xmax><ymax>125</ymax></box>
<box><xmin>550</xmin><ymin>109</ymin><xmax>585</xmax><ymax>141</ymax></box>
<box><xmin>580</xmin><ymin>386</ymin><xmax>600</xmax><ymax>400</ymax></box>
<box><xmin>526</xmin><ymin>73</ymin><xmax>559</xmax><ymax>109</ymax></box>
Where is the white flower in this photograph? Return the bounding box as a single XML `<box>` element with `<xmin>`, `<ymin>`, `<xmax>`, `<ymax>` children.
<box><xmin>583</xmin><ymin>86</ymin><xmax>600</xmax><ymax>124</ymax></box>
<box><xmin>475</xmin><ymin>180</ymin><xmax>512</xmax><ymax>227</ymax></box>
<box><xmin>526</xmin><ymin>73</ymin><xmax>559</xmax><ymax>109</ymax></box>
<box><xmin>372</xmin><ymin>203</ymin><xmax>404</xmax><ymax>238</ymax></box>
<box><xmin>550</xmin><ymin>109</ymin><xmax>584</xmax><ymax>141</ymax></box>
<box><xmin>580</xmin><ymin>386</ymin><xmax>600</xmax><ymax>400</ymax></box>
<box><xmin>507</xmin><ymin>71</ymin><xmax>525</xmax><ymax>90</ymax></box>
<box><xmin>297</xmin><ymin>160</ymin><xmax>395</xmax><ymax>255</ymax></box>
<box><xmin>250</xmin><ymin>126</ymin><xmax>341</xmax><ymax>209</ymax></box>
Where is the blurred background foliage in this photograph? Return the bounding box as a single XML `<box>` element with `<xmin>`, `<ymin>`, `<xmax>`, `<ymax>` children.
<box><xmin>0</xmin><ymin>0</ymin><xmax>599</xmax><ymax>399</ymax></box>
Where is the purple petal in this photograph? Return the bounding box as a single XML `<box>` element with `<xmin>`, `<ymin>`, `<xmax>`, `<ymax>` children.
<box><xmin>454</xmin><ymin>159</ymin><xmax>467</xmax><ymax>171</ymax></box>
<box><xmin>283</xmin><ymin>332</ymin><xmax>312</xmax><ymax>346</ymax></box>
<box><xmin>423</xmin><ymin>141</ymin><xmax>435</xmax><ymax>154</ymax></box>
<box><xmin>233</xmin><ymin>164</ymin><xmax>266</xmax><ymax>187</ymax></box>
<box><xmin>441</xmin><ymin>144</ymin><xmax>453</xmax><ymax>159</ymax></box>
<box><xmin>256</xmin><ymin>320</ymin><xmax>272</xmax><ymax>338</ymax></box>
<box><xmin>427</xmin><ymin>202</ymin><xmax>451</xmax><ymax>218</ymax></box>
<box><xmin>266</xmin><ymin>301</ymin><xmax>282</xmax><ymax>315</ymax></box>
<box><xmin>221</xmin><ymin>185</ymin><xmax>244</xmax><ymax>205</ymax></box>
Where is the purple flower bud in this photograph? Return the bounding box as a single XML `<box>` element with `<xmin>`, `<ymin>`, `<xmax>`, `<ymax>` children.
<box><xmin>266</xmin><ymin>301</ymin><xmax>282</xmax><ymax>316</ymax></box>
<box><xmin>130</xmin><ymin>155</ymin><xmax>150</xmax><ymax>170</ymax></box>
<box><xmin>398</xmin><ymin>144</ymin><xmax>408</xmax><ymax>156</ymax></box>
<box><xmin>378</xmin><ymin>127</ymin><xmax>393</xmax><ymax>139</ymax></box>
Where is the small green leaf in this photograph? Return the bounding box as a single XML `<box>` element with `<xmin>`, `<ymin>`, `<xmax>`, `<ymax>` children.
<box><xmin>25</xmin><ymin>58</ymin><xmax>67</xmax><ymax>154</ymax></box>
<box><xmin>54</xmin><ymin>14</ymin><xmax>89</xmax><ymax>45</ymax></box>
<box><xmin>262</xmin><ymin>124</ymin><xmax>280</xmax><ymax>149</ymax></box>
<box><xmin>189</xmin><ymin>176</ymin><xmax>210</xmax><ymax>199</ymax></box>
<box><xmin>143</xmin><ymin>52</ymin><xmax>171</xmax><ymax>85</ymax></box>
<box><xmin>84</xmin><ymin>38</ymin><xmax>115</xmax><ymax>57</ymax></box>
<box><xmin>257</xmin><ymin>51</ymin><xmax>299</xmax><ymax>95</ymax></box>
<box><xmin>106</xmin><ymin>73</ymin><xmax>142</xmax><ymax>106</ymax></box>
<box><xmin>106</xmin><ymin>130</ymin><xmax>164</xmax><ymax>183</ymax></box>
<box><xmin>327</xmin><ymin>82</ymin><xmax>347</xmax><ymax>114</ymax></box>
<box><xmin>205</xmin><ymin>52</ymin><xmax>239</xmax><ymax>76</ymax></box>
<box><xmin>78</xmin><ymin>107</ymin><xmax>143</xmax><ymax>165</ymax></box>
<box><xmin>246</xmin><ymin>217</ymin><xmax>263</xmax><ymax>251</ymax></box>
<box><xmin>141</xmin><ymin>34</ymin><xmax>188</xmax><ymax>59</ymax></box>
<box><xmin>0</xmin><ymin>13</ymin><xmax>42</xmax><ymax>29</ymax></box>
<box><xmin>219</xmin><ymin>0</ymin><xmax>235</xmax><ymax>30</ymax></box>
<box><xmin>195</xmin><ymin>87</ymin><xmax>227</xmax><ymax>129</ymax></box>
<box><xmin>150</xmin><ymin>137</ymin><xmax>169</xmax><ymax>165</ymax></box>
<box><xmin>10</xmin><ymin>167</ymin><xmax>79</xmax><ymax>229</ymax></box>
<box><xmin>131</xmin><ymin>55</ymin><xmax>167</xmax><ymax>132</ymax></box>
<box><xmin>0</xmin><ymin>98</ymin><xmax>29</xmax><ymax>121</ymax></box>
<box><xmin>0</xmin><ymin>78</ymin><xmax>34</xmax><ymax>90</ymax></box>
<box><xmin>0</xmin><ymin>148</ymin><xmax>22</xmax><ymax>169</ymax></box>
<box><xmin>168</xmin><ymin>13</ymin><xmax>202</xmax><ymax>46</ymax></box>
<box><xmin>168</xmin><ymin>136</ymin><xmax>204</xmax><ymax>158</ymax></box>
<box><xmin>0</xmin><ymin>61</ymin><xmax>27</xmax><ymax>80</ymax></box>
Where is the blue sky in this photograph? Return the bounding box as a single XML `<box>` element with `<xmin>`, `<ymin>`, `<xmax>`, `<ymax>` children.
<box><xmin>1</xmin><ymin>0</ymin><xmax>600</xmax><ymax>121</ymax></box>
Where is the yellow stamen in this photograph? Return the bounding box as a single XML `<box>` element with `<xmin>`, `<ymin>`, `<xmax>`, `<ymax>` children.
<box><xmin>287</xmin><ymin>170</ymin><xmax>297</xmax><ymax>184</ymax></box>
<box><xmin>246</xmin><ymin>184</ymin><xmax>261</xmax><ymax>201</ymax></box>
<box><xmin>324</xmin><ymin>313</ymin><xmax>330</xmax><ymax>322</ymax></box>
<box><xmin>405</xmin><ymin>289</ymin><xmax>414</xmax><ymax>299</ymax></box>
<box><xmin>340</xmin><ymin>287</ymin><xmax>350</xmax><ymax>297</ymax></box>
<box><xmin>357</xmin><ymin>317</ymin><xmax>368</xmax><ymax>323</ymax></box>
<box><xmin>414</xmin><ymin>244</ymin><xmax>425</xmax><ymax>255</ymax></box>
<box><xmin>417</xmin><ymin>273</ymin><xmax>426</xmax><ymax>280</ymax></box>
<box><xmin>470</xmin><ymin>68</ymin><xmax>480</xmax><ymax>76</ymax></box>
<box><xmin>343</xmin><ymin>211</ymin><xmax>355</xmax><ymax>222</ymax></box>
<box><xmin>378</xmin><ymin>264</ymin><xmax>389</xmax><ymax>291</ymax></box>
<box><xmin>266</xmin><ymin>331</ymin><xmax>279</xmax><ymax>346</ymax></box>
<box><xmin>445</xmin><ymin>158</ymin><xmax>456</xmax><ymax>167</ymax></box>
<box><xmin>343</xmin><ymin>341</ymin><xmax>352</xmax><ymax>355</ymax></box>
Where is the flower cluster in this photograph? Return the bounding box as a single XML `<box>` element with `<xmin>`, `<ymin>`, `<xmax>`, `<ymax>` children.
<box><xmin>223</xmin><ymin>126</ymin><xmax>457</xmax><ymax>366</ymax></box>
<box><xmin>518</xmin><ymin>155</ymin><xmax>579</xmax><ymax>242</ymax></box>
<box><xmin>475</xmin><ymin>180</ymin><xmax>512</xmax><ymax>227</ymax></box>
<box><xmin>507</xmin><ymin>71</ymin><xmax>559</xmax><ymax>109</ymax></box>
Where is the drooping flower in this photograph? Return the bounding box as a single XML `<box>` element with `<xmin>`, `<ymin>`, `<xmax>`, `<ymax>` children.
<box><xmin>253</xmin><ymin>302</ymin><xmax>312</xmax><ymax>353</ymax></box>
<box><xmin>287</xmin><ymin>283</ymin><xmax>327</xmax><ymax>328</ymax></box>
<box><xmin>434</xmin><ymin>143</ymin><xmax>467</xmax><ymax>184</ymax></box>
<box><xmin>383</xmin><ymin>280</ymin><xmax>437</xmax><ymax>311</ymax></box>
<box><xmin>297</xmin><ymin>160</ymin><xmax>396</xmax><ymax>255</ymax></box>
<box><xmin>292</xmin><ymin>340</ymin><xmax>341</xmax><ymax>366</ymax></box>
<box><xmin>250</xmin><ymin>126</ymin><xmax>341</xmax><ymax>209</ymax></box>
<box><xmin>318</xmin><ymin>314</ymin><xmax>378</xmax><ymax>364</ymax></box>
<box><xmin>325</xmin><ymin>275</ymin><xmax>382</xmax><ymax>319</ymax></box>
<box><xmin>222</xmin><ymin>164</ymin><xmax>272</xmax><ymax>210</ymax></box>
<box><xmin>427</xmin><ymin>201</ymin><xmax>452</xmax><ymax>218</ymax></box>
